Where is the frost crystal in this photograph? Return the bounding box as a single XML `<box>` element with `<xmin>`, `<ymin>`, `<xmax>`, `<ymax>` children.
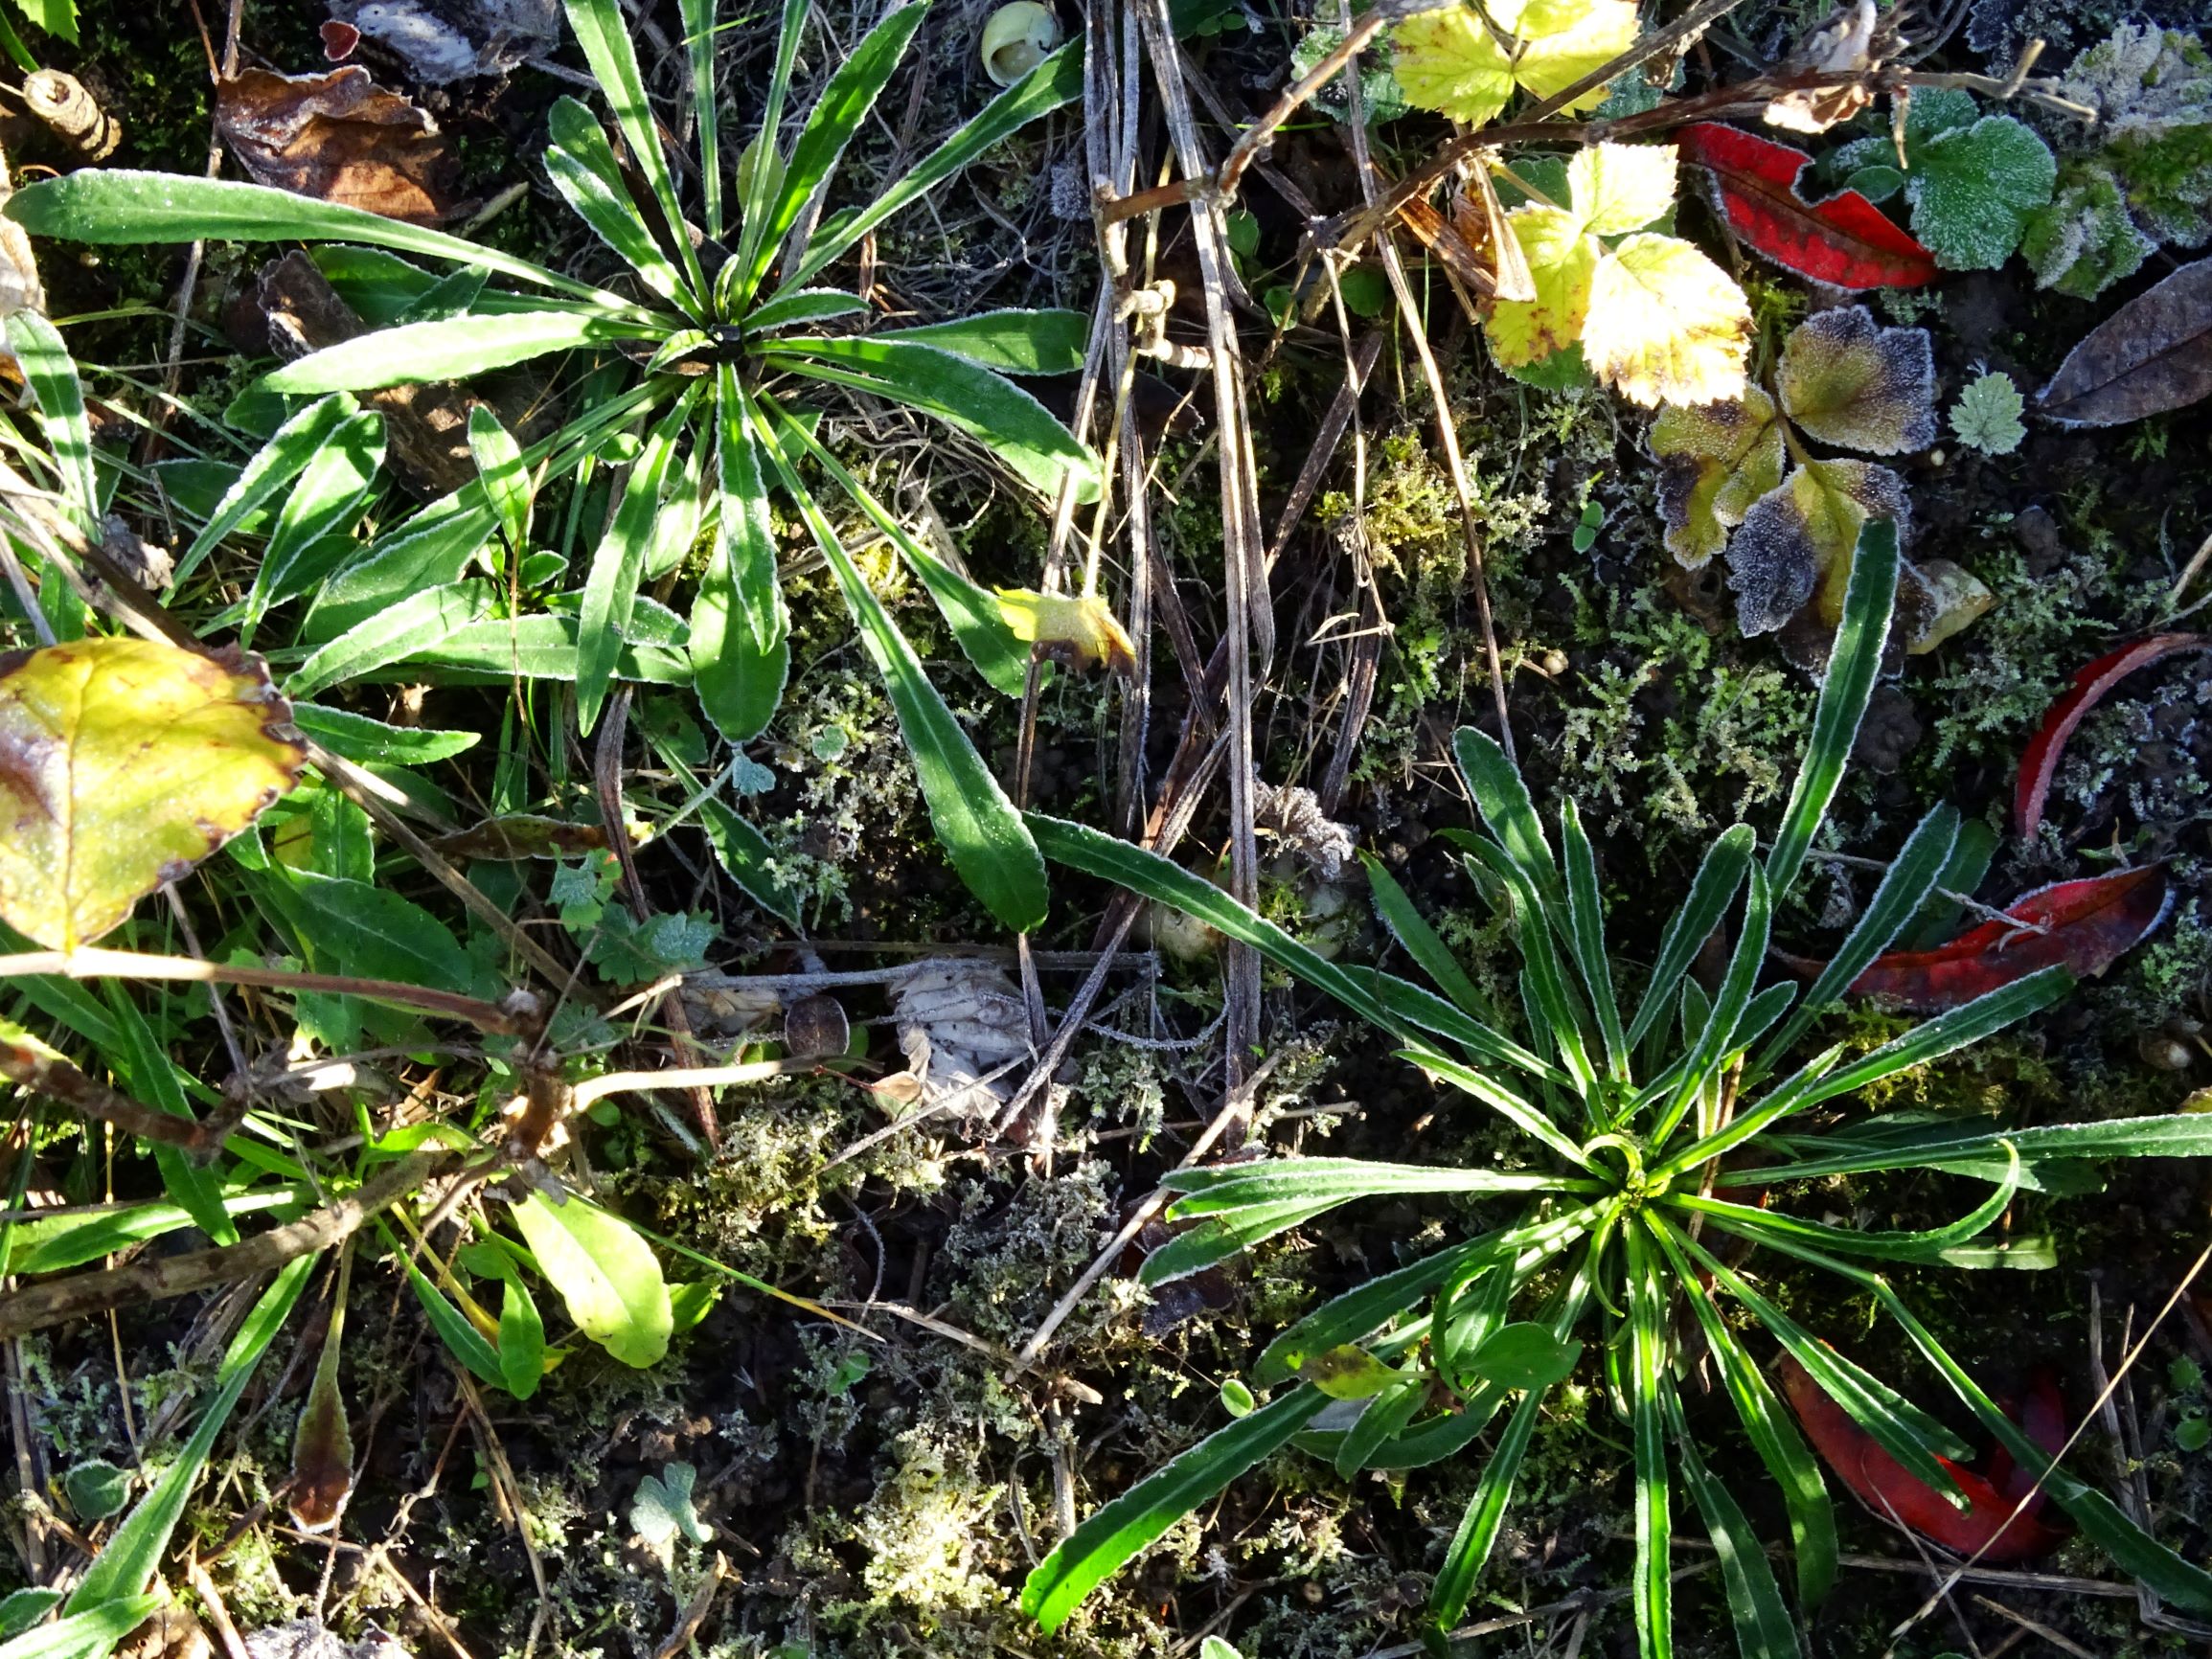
<box><xmin>1950</xmin><ymin>371</ymin><xmax>2027</xmax><ymax>455</ymax></box>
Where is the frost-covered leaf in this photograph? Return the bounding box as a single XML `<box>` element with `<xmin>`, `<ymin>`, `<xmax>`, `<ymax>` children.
<box><xmin>1649</xmin><ymin>388</ymin><xmax>1783</xmax><ymax>566</ymax></box>
<box><xmin>1392</xmin><ymin>0</ymin><xmax>1638</xmax><ymax>125</ymax></box>
<box><xmin>0</xmin><ymin>637</ymin><xmax>305</xmax><ymax>949</ymax></box>
<box><xmin>1775</xmin><ymin>306</ymin><xmax>1936</xmax><ymax>454</ymax></box>
<box><xmin>1583</xmin><ymin>232</ymin><xmax>1750</xmax><ymax>406</ymax></box>
<box><xmin>1677</xmin><ymin>121</ymin><xmax>1937</xmax><ymax>290</ymax></box>
<box><xmin>1950</xmin><ymin>371</ymin><xmax>2026</xmax><ymax>455</ymax></box>
<box><xmin>2037</xmin><ymin>255</ymin><xmax>2212</xmax><ymax>427</ymax></box>
<box><xmin>1905</xmin><ymin>115</ymin><xmax>2056</xmax><ymax>270</ymax></box>
<box><xmin>1484</xmin><ymin>205</ymin><xmax>1597</xmax><ymax>369</ymax></box>
<box><xmin>631</xmin><ymin>1462</ymin><xmax>713</xmax><ymax>1569</ymax></box>
<box><xmin>2021</xmin><ymin>166</ymin><xmax>2156</xmax><ymax>299</ymax></box>
<box><xmin>1725</xmin><ymin>458</ymin><xmax>1909</xmax><ymax>639</ymax></box>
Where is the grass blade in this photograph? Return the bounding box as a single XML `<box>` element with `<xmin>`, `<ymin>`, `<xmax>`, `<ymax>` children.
<box><xmin>1766</xmin><ymin>517</ymin><xmax>1899</xmax><ymax>896</ymax></box>
<box><xmin>1022</xmin><ymin>1385</ymin><xmax>1331</xmax><ymax>1631</ymax></box>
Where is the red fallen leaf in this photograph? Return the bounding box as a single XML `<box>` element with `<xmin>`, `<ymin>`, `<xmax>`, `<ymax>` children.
<box><xmin>1677</xmin><ymin>123</ymin><xmax>1938</xmax><ymax>291</ymax></box>
<box><xmin>1848</xmin><ymin>864</ymin><xmax>2173</xmax><ymax>1011</ymax></box>
<box><xmin>1984</xmin><ymin>1370</ymin><xmax>2067</xmax><ymax>1504</ymax></box>
<box><xmin>1779</xmin><ymin>1353</ymin><xmax>2068</xmax><ymax>1562</ymax></box>
<box><xmin>321</xmin><ymin>20</ymin><xmax>361</xmax><ymax>60</ymax></box>
<box><xmin>2015</xmin><ymin>633</ymin><xmax>2210</xmax><ymax>839</ymax></box>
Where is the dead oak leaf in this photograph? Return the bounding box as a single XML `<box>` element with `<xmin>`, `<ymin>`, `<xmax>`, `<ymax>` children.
<box><xmin>0</xmin><ymin>638</ymin><xmax>305</xmax><ymax>950</ymax></box>
<box><xmin>216</xmin><ymin>65</ymin><xmax>462</xmax><ymax>227</ymax></box>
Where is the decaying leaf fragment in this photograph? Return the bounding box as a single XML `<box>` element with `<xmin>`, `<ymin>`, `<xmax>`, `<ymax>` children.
<box><xmin>994</xmin><ymin>589</ymin><xmax>1137</xmax><ymax>674</ymax></box>
<box><xmin>215</xmin><ymin>65</ymin><xmax>462</xmax><ymax>226</ymax></box>
<box><xmin>1650</xmin><ymin>388</ymin><xmax>1784</xmax><ymax>566</ymax></box>
<box><xmin>2038</xmin><ymin>254</ymin><xmax>2212</xmax><ymax>427</ymax></box>
<box><xmin>0</xmin><ymin>637</ymin><xmax>305</xmax><ymax>950</ymax></box>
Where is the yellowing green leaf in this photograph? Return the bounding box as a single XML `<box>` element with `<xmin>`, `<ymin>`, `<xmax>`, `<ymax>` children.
<box><xmin>1774</xmin><ymin>305</ymin><xmax>1936</xmax><ymax>455</ymax></box>
<box><xmin>1583</xmin><ymin>233</ymin><xmax>1751</xmax><ymax>407</ymax></box>
<box><xmin>1291</xmin><ymin>1343</ymin><xmax>1399</xmax><ymax>1399</ymax></box>
<box><xmin>1392</xmin><ymin>0</ymin><xmax>1637</xmax><ymax>125</ymax></box>
<box><xmin>1907</xmin><ymin>557</ymin><xmax>1995</xmax><ymax>653</ymax></box>
<box><xmin>511</xmin><ymin>1190</ymin><xmax>673</xmax><ymax>1369</ymax></box>
<box><xmin>0</xmin><ymin>638</ymin><xmax>305</xmax><ymax>950</ymax></box>
<box><xmin>1483</xmin><ymin>206</ymin><xmax>1597</xmax><ymax>369</ymax></box>
<box><xmin>1570</xmin><ymin>140</ymin><xmax>1676</xmax><ymax>238</ymax></box>
<box><xmin>1649</xmin><ymin>388</ymin><xmax>1783</xmax><ymax>567</ymax></box>
<box><xmin>994</xmin><ymin>589</ymin><xmax>1137</xmax><ymax>674</ymax></box>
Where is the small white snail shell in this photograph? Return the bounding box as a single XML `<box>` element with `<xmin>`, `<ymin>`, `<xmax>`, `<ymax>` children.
<box><xmin>981</xmin><ymin>1</ymin><xmax>1062</xmax><ymax>86</ymax></box>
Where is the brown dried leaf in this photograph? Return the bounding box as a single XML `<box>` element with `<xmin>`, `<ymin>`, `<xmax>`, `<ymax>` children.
<box><xmin>2038</xmin><ymin>255</ymin><xmax>2212</xmax><ymax>427</ymax></box>
<box><xmin>215</xmin><ymin>65</ymin><xmax>462</xmax><ymax>227</ymax></box>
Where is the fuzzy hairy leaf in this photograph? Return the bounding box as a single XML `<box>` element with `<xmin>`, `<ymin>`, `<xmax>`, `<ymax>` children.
<box><xmin>1724</xmin><ymin>458</ymin><xmax>1909</xmax><ymax>641</ymax></box>
<box><xmin>1906</xmin><ymin>115</ymin><xmax>2056</xmax><ymax>270</ymax></box>
<box><xmin>1583</xmin><ymin>231</ymin><xmax>1750</xmax><ymax>407</ymax></box>
<box><xmin>1774</xmin><ymin>306</ymin><xmax>1936</xmax><ymax>455</ymax></box>
<box><xmin>1950</xmin><ymin>370</ymin><xmax>2027</xmax><ymax>454</ymax></box>
<box><xmin>1649</xmin><ymin>388</ymin><xmax>1783</xmax><ymax>566</ymax></box>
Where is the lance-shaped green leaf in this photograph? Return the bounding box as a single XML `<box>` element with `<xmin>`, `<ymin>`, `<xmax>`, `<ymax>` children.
<box><xmin>262</xmin><ymin>310</ymin><xmax>659</xmax><ymax>395</ymax></box>
<box><xmin>289</xmin><ymin>582</ymin><xmax>494</xmax><ymax>701</ymax></box>
<box><xmin>759</xmin><ymin>402</ymin><xmax>1047</xmax><ymax>931</ymax></box>
<box><xmin>512</xmin><ymin>1188</ymin><xmax>673</xmax><ymax>1368</ymax></box>
<box><xmin>1022</xmin><ymin>1384</ymin><xmax>1330</xmax><ymax>1631</ymax></box>
<box><xmin>1669</xmin><ymin>1141</ymin><xmax>2019</xmax><ymax>1262</ymax></box>
<box><xmin>875</xmin><ymin>308</ymin><xmax>1090</xmax><ymax>374</ymax></box>
<box><xmin>743</xmin><ymin>287</ymin><xmax>870</xmax><ymax>335</ymax></box>
<box><xmin>7</xmin><ymin>311</ymin><xmax>98</xmax><ymax>531</ymax></box>
<box><xmin>1749</xmin><ymin>802</ymin><xmax>1958</xmax><ymax>1079</ymax></box>
<box><xmin>399</xmin><ymin>614</ymin><xmax>695</xmax><ymax>686</ymax></box>
<box><xmin>543</xmin><ymin>96</ymin><xmax>697</xmax><ymax>317</ymax></box>
<box><xmin>1162</xmin><ymin>1157</ymin><xmax>1581</xmax><ymax>1215</ymax></box>
<box><xmin>771</xmin><ymin>403</ymin><xmax>1032</xmax><ymax>696</ymax></box>
<box><xmin>1142</xmin><ymin>1197</ymin><xmax>1344</xmax><ymax>1285</ymax></box>
<box><xmin>1627</xmin><ymin>823</ymin><xmax>1756</xmax><ymax>1048</ymax></box>
<box><xmin>1362</xmin><ymin>852</ymin><xmax>1488</xmax><ymax>1015</ymax></box>
<box><xmin>789</xmin><ymin>42</ymin><xmax>1084</xmax><ymax>287</ymax></box>
<box><xmin>5</xmin><ymin>171</ymin><xmax>613</xmax><ymax>301</ymax></box>
<box><xmin>1665</xmin><ymin>1382</ymin><xmax>1801</xmax><ymax>1659</ymax></box>
<box><xmin>1402</xmin><ymin>1043</ymin><xmax>1593</xmax><ymax>1169</ymax></box>
<box><xmin>577</xmin><ymin>392</ymin><xmax>698</xmax><ymax>733</ymax></box>
<box><xmin>1652</xmin><ymin>1221</ymin><xmax>1835</xmax><ymax>1607</ymax></box>
<box><xmin>561</xmin><ymin>0</ymin><xmax>706</xmax><ymax>297</ymax></box>
<box><xmin>1766</xmin><ymin>516</ymin><xmax>1898</xmax><ymax>895</ymax></box>
<box><xmin>174</xmin><ymin>393</ymin><xmax>359</xmax><ymax>588</ymax></box>
<box><xmin>732</xmin><ymin>1</ymin><xmax>927</xmax><ymax>307</ymax></box>
<box><xmin>768</xmin><ymin>336</ymin><xmax>1100</xmax><ymax>503</ymax></box>
<box><xmin>1729</xmin><ymin>1101</ymin><xmax>2212</xmax><ymax>1186</ymax></box>
<box><xmin>397</xmin><ymin>1245</ymin><xmax>504</xmax><ymax>1386</ymax></box>
<box><xmin>101</xmin><ymin>985</ymin><xmax>233</xmax><ymax>1247</ymax></box>
<box><xmin>467</xmin><ymin>406</ymin><xmax>532</xmax><ymax>557</ymax></box>
<box><xmin>1625</xmin><ymin>1225</ymin><xmax>1674</xmax><ymax>1659</ymax></box>
<box><xmin>0</xmin><ymin>1595</ymin><xmax>158</xmax><ymax>1659</ymax></box>
<box><xmin>1559</xmin><ymin>798</ymin><xmax>1628</xmax><ymax>1079</ymax></box>
<box><xmin>1649</xmin><ymin>865</ymin><xmax>1769</xmax><ymax>1142</ymax></box>
<box><xmin>729</xmin><ymin>0</ymin><xmax>809</xmax><ymax>303</ymax></box>
<box><xmin>678</xmin><ymin>0</ymin><xmax>722</xmax><ymax>241</ymax></box>
<box><xmin>242</xmin><ymin>409</ymin><xmax>386</xmax><ymax>640</ymax></box>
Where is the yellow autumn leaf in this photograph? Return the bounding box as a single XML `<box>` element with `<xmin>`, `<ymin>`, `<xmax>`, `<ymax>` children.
<box><xmin>994</xmin><ymin>589</ymin><xmax>1137</xmax><ymax>675</ymax></box>
<box><xmin>1392</xmin><ymin>0</ymin><xmax>1637</xmax><ymax>126</ymax></box>
<box><xmin>1649</xmin><ymin>388</ymin><xmax>1784</xmax><ymax>567</ymax></box>
<box><xmin>1568</xmin><ymin>141</ymin><xmax>1676</xmax><ymax>238</ymax></box>
<box><xmin>1482</xmin><ymin>205</ymin><xmax>1597</xmax><ymax>369</ymax></box>
<box><xmin>1582</xmin><ymin>232</ymin><xmax>1751</xmax><ymax>407</ymax></box>
<box><xmin>0</xmin><ymin>637</ymin><xmax>304</xmax><ymax>950</ymax></box>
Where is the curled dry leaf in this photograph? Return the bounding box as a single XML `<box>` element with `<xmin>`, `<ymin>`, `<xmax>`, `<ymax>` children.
<box><xmin>1780</xmin><ymin>1352</ymin><xmax>2068</xmax><ymax>1562</ymax></box>
<box><xmin>1676</xmin><ymin>122</ymin><xmax>1938</xmax><ymax>290</ymax></box>
<box><xmin>0</xmin><ymin>637</ymin><xmax>305</xmax><ymax>951</ymax></box>
<box><xmin>994</xmin><ymin>589</ymin><xmax>1138</xmax><ymax>674</ymax></box>
<box><xmin>216</xmin><ymin>65</ymin><xmax>463</xmax><ymax>226</ymax></box>
<box><xmin>2015</xmin><ymin>633</ymin><xmax>2211</xmax><ymax>838</ymax></box>
<box><xmin>894</xmin><ymin>956</ymin><xmax>1031</xmax><ymax>1111</ymax></box>
<box><xmin>1848</xmin><ymin>864</ymin><xmax>2173</xmax><ymax>1011</ymax></box>
<box><xmin>2038</xmin><ymin>254</ymin><xmax>2212</xmax><ymax>427</ymax></box>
